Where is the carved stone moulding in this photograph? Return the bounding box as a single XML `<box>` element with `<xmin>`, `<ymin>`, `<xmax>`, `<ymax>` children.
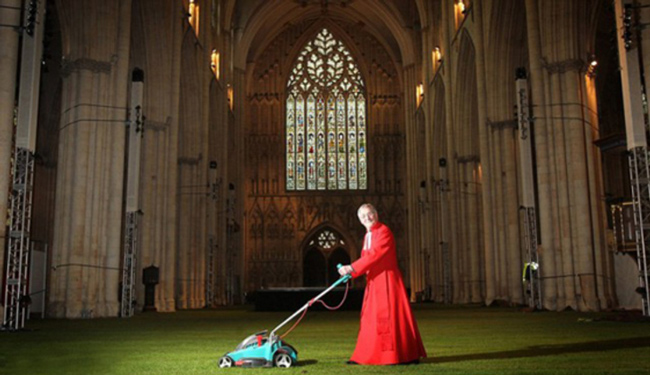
<box><xmin>60</xmin><ymin>57</ymin><xmax>113</xmax><ymax>77</ymax></box>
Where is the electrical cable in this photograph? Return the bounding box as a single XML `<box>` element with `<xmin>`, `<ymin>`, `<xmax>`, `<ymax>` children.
<box><xmin>279</xmin><ymin>281</ymin><xmax>349</xmax><ymax>339</ymax></box>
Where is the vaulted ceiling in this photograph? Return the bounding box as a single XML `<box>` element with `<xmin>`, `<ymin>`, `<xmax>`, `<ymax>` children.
<box><xmin>225</xmin><ymin>0</ymin><xmax>422</xmax><ymax>69</ymax></box>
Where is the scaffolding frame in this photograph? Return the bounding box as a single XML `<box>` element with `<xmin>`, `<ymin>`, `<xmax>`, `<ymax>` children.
<box><xmin>521</xmin><ymin>207</ymin><xmax>541</xmax><ymax>310</ymax></box>
<box><xmin>437</xmin><ymin>177</ymin><xmax>452</xmax><ymax>304</ymax></box>
<box><xmin>2</xmin><ymin>148</ymin><xmax>35</xmax><ymax>330</ymax></box>
<box><xmin>516</xmin><ymin>71</ymin><xmax>542</xmax><ymax>310</ymax></box>
<box><xmin>613</xmin><ymin>0</ymin><xmax>650</xmax><ymax>316</ymax></box>
<box><xmin>120</xmin><ymin>211</ymin><xmax>138</xmax><ymax>317</ymax></box>
<box><xmin>206</xmin><ymin>235</ymin><xmax>215</xmax><ymax>307</ymax></box>
<box><xmin>628</xmin><ymin>147</ymin><xmax>650</xmax><ymax>315</ymax></box>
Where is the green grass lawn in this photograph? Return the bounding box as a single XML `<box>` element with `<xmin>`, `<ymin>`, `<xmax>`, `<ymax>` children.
<box><xmin>1</xmin><ymin>304</ymin><xmax>650</xmax><ymax>375</ymax></box>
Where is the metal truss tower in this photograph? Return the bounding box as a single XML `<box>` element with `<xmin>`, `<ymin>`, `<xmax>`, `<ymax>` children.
<box><xmin>516</xmin><ymin>69</ymin><xmax>542</xmax><ymax>310</ymax></box>
<box><xmin>437</xmin><ymin>175</ymin><xmax>452</xmax><ymax>304</ymax></box>
<box><xmin>120</xmin><ymin>212</ymin><xmax>138</xmax><ymax>317</ymax></box>
<box><xmin>615</xmin><ymin>0</ymin><xmax>650</xmax><ymax>316</ymax></box>
<box><xmin>2</xmin><ymin>148</ymin><xmax>35</xmax><ymax>330</ymax></box>
<box><xmin>206</xmin><ymin>236</ymin><xmax>216</xmax><ymax>307</ymax></box>
<box><xmin>3</xmin><ymin>0</ymin><xmax>46</xmax><ymax>330</ymax></box>
<box><xmin>521</xmin><ymin>207</ymin><xmax>541</xmax><ymax>309</ymax></box>
<box><xmin>628</xmin><ymin>147</ymin><xmax>650</xmax><ymax>315</ymax></box>
<box><xmin>120</xmin><ymin>69</ymin><xmax>144</xmax><ymax>317</ymax></box>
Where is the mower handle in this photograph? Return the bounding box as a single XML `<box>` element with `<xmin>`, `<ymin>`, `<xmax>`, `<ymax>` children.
<box><xmin>270</xmin><ymin>264</ymin><xmax>351</xmax><ymax>339</ymax></box>
<box><xmin>336</xmin><ymin>263</ymin><xmax>352</xmax><ymax>283</ymax></box>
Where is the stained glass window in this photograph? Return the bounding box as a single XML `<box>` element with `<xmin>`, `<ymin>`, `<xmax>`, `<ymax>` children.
<box><xmin>286</xmin><ymin>28</ymin><xmax>367</xmax><ymax>191</ymax></box>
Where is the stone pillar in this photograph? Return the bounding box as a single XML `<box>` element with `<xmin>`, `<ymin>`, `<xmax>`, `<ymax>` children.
<box><xmin>471</xmin><ymin>0</ymin><xmax>490</xmax><ymax>303</ymax></box>
<box><xmin>562</xmin><ymin>66</ymin><xmax>598</xmax><ymax>311</ymax></box>
<box><xmin>0</xmin><ymin>0</ymin><xmax>22</xmax><ymax>319</ymax></box>
<box><xmin>524</xmin><ymin>0</ymin><xmax>557</xmax><ymax>310</ymax></box>
<box><xmin>232</xmin><ymin>64</ymin><xmax>247</xmax><ymax>303</ymax></box>
<box><xmin>49</xmin><ymin>0</ymin><xmax>132</xmax><ymax>318</ymax></box>
<box><xmin>404</xmin><ymin>63</ymin><xmax>424</xmax><ymax>300</ymax></box>
<box><xmin>132</xmin><ymin>0</ymin><xmax>182</xmax><ymax>313</ymax></box>
<box><xmin>441</xmin><ymin>6</ymin><xmax>460</xmax><ymax>303</ymax></box>
<box><xmin>524</xmin><ymin>0</ymin><xmax>607</xmax><ymax>311</ymax></box>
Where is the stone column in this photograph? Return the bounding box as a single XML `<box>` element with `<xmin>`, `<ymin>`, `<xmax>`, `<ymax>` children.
<box><xmin>232</xmin><ymin>65</ymin><xmax>246</xmax><ymax>303</ymax></box>
<box><xmin>471</xmin><ymin>0</ymin><xmax>490</xmax><ymax>303</ymax></box>
<box><xmin>133</xmin><ymin>0</ymin><xmax>182</xmax><ymax>313</ymax></box>
<box><xmin>524</xmin><ymin>0</ymin><xmax>557</xmax><ymax>310</ymax></box>
<box><xmin>404</xmin><ymin>63</ymin><xmax>425</xmax><ymax>300</ymax></box>
<box><xmin>49</xmin><ymin>0</ymin><xmax>132</xmax><ymax>318</ymax></box>
<box><xmin>525</xmin><ymin>0</ymin><xmax>607</xmax><ymax>311</ymax></box>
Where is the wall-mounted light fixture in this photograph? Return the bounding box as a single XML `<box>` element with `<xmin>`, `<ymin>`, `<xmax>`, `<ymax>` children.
<box><xmin>454</xmin><ymin>0</ymin><xmax>467</xmax><ymax>29</ymax></box>
<box><xmin>432</xmin><ymin>46</ymin><xmax>443</xmax><ymax>74</ymax></box>
<box><xmin>189</xmin><ymin>0</ymin><xmax>200</xmax><ymax>36</ymax></box>
<box><xmin>434</xmin><ymin>47</ymin><xmax>442</xmax><ymax>63</ymax></box>
<box><xmin>211</xmin><ymin>49</ymin><xmax>220</xmax><ymax>80</ymax></box>
<box><xmin>457</xmin><ymin>0</ymin><xmax>466</xmax><ymax>14</ymax></box>
<box><xmin>416</xmin><ymin>82</ymin><xmax>424</xmax><ymax>106</ymax></box>
<box><xmin>227</xmin><ymin>84</ymin><xmax>234</xmax><ymax>111</ymax></box>
<box><xmin>587</xmin><ymin>57</ymin><xmax>597</xmax><ymax>78</ymax></box>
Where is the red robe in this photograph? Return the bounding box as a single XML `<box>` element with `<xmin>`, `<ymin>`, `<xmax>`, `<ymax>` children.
<box><xmin>349</xmin><ymin>222</ymin><xmax>427</xmax><ymax>365</ymax></box>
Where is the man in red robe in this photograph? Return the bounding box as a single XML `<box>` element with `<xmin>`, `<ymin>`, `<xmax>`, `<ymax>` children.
<box><xmin>338</xmin><ymin>203</ymin><xmax>427</xmax><ymax>365</ymax></box>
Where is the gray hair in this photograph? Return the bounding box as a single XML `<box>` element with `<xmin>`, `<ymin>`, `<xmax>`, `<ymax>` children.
<box><xmin>357</xmin><ymin>203</ymin><xmax>378</xmax><ymax>216</ymax></box>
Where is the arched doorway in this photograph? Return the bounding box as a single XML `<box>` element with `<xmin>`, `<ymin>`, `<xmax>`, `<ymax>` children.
<box><xmin>302</xmin><ymin>227</ymin><xmax>350</xmax><ymax>287</ymax></box>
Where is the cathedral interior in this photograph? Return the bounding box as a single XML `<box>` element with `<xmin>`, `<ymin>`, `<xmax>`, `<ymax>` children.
<box><xmin>1</xmin><ymin>0</ymin><xmax>649</xmax><ymax>320</ymax></box>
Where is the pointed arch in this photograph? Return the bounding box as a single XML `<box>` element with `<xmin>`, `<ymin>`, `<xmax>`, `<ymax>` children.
<box><xmin>281</xmin><ymin>202</ymin><xmax>296</xmax><ymax>240</ymax></box>
<box><xmin>286</xmin><ymin>27</ymin><xmax>368</xmax><ymax>191</ymax></box>
<box><xmin>433</xmin><ymin>76</ymin><xmax>447</xmax><ymax>164</ymax></box>
<box><xmin>456</xmin><ymin>30</ymin><xmax>479</xmax><ymax>155</ymax></box>
<box><xmin>300</xmin><ymin>224</ymin><xmax>353</xmax><ymax>287</ymax></box>
<box><xmin>452</xmin><ymin>29</ymin><xmax>484</xmax><ymax>303</ymax></box>
<box><xmin>265</xmin><ymin>201</ymin><xmax>281</xmax><ymax>239</ymax></box>
<box><xmin>249</xmin><ymin>202</ymin><xmax>264</xmax><ymax>240</ymax></box>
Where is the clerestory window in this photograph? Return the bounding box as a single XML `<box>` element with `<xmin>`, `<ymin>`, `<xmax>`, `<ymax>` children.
<box><xmin>286</xmin><ymin>28</ymin><xmax>367</xmax><ymax>191</ymax></box>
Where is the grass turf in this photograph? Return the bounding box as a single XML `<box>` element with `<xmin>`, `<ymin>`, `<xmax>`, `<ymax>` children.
<box><xmin>1</xmin><ymin>304</ymin><xmax>649</xmax><ymax>375</ymax></box>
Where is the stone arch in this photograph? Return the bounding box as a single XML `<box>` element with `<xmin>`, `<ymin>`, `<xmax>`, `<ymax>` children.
<box><xmin>455</xmin><ymin>30</ymin><xmax>479</xmax><ymax>155</ymax></box>
<box><xmin>484</xmin><ymin>0</ymin><xmax>528</xmax><ymax>119</ymax></box>
<box><xmin>281</xmin><ymin>20</ymin><xmax>372</xmax><ymax>93</ymax></box>
<box><xmin>451</xmin><ymin>29</ymin><xmax>484</xmax><ymax>304</ymax></box>
<box><xmin>432</xmin><ymin>76</ymin><xmax>446</xmax><ymax>165</ymax></box>
<box><xmin>299</xmin><ymin>223</ymin><xmax>354</xmax><ymax>287</ymax></box>
<box><xmin>176</xmin><ymin>29</ymin><xmax>206</xmax><ymax>310</ymax></box>
<box><xmin>231</xmin><ymin>1</ymin><xmax>417</xmax><ymax>70</ymax></box>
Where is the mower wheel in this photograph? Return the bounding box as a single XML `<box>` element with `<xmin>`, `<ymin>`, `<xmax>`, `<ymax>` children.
<box><xmin>274</xmin><ymin>352</ymin><xmax>294</xmax><ymax>368</ymax></box>
<box><xmin>218</xmin><ymin>356</ymin><xmax>234</xmax><ymax>368</ymax></box>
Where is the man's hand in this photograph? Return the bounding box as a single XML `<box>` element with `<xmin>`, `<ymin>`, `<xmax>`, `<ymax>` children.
<box><xmin>338</xmin><ymin>265</ymin><xmax>354</xmax><ymax>276</ymax></box>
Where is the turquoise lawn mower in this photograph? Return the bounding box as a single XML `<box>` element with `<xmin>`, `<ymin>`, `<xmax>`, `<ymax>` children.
<box><xmin>218</xmin><ymin>265</ymin><xmax>352</xmax><ymax>368</ymax></box>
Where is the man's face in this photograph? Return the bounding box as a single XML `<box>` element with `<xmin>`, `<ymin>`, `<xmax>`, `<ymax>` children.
<box><xmin>358</xmin><ymin>207</ymin><xmax>377</xmax><ymax>230</ymax></box>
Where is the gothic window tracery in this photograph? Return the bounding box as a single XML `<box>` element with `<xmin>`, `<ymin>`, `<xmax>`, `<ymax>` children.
<box><xmin>286</xmin><ymin>28</ymin><xmax>367</xmax><ymax>191</ymax></box>
<box><xmin>308</xmin><ymin>229</ymin><xmax>345</xmax><ymax>251</ymax></box>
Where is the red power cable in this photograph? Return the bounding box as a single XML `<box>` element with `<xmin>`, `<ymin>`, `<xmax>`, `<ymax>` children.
<box><xmin>280</xmin><ymin>282</ymin><xmax>350</xmax><ymax>339</ymax></box>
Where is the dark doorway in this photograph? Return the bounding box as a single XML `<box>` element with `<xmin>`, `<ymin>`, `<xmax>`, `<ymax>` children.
<box><xmin>328</xmin><ymin>247</ymin><xmax>351</xmax><ymax>285</ymax></box>
<box><xmin>303</xmin><ymin>247</ymin><xmax>326</xmax><ymax>287</ymax></box>
<box><xmin>302</xmin><ymin>227</ymin><xmax>350</xmax><ymax>287</ymax></box>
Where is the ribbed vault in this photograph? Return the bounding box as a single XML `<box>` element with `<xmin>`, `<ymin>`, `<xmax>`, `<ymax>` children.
<box><xmin>226</xmin><ymin>0</ymin><xmax>418</xmax><ymax>70</ymax></box>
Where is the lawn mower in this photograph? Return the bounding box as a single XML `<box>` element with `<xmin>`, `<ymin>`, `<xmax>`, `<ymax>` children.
<box><xmin>218</xmin><ymin>264</ymin><xmax>352</xmax><ymax>368</ymax></box>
